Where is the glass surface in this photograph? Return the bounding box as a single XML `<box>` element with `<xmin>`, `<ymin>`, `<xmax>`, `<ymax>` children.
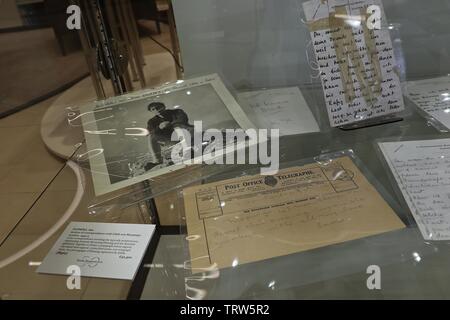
<box><xmin>173</xmin><ymin>0</ymin><xmax>450</xmax><ymax>86</ymax></box>
<box><xmin>138</xmin><ymin>0</ymin><xmax>450</xmax><ymax>299</ymax></box>
<box><xmin>1</xmin><ymin>0</ymin><xmax>450</xmax><ymax>300</ymax></box>
<box><xmin>137</xmin><ymin>113</ymin><xmax>450</xmax><ymax>300</ymax></box>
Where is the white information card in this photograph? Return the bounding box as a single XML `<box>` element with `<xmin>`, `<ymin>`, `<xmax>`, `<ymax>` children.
<box><xmin>405</xmin><ymin>77</ymin><xmax>450</xmax><ymax>130</ymax></box>
<box><xmin>304</xmin><ymin>0</ymin><xmax>404</xmax><ymax>127</ymax></box>
<box><xmin>379</xmin><ymin>139</ymin><xmax>450</xmax><ymax>240</ymax></box>
<box><xmin>37</xmin><ymin>222</ymin><xmax>155</xmax><ymax>280</ymax></box>
<box><xmin>238</xmin><ymin>87</ymin><xmax>320</xmax><ymax>136</ymax></box>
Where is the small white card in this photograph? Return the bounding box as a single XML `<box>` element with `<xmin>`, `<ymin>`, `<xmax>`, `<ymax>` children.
<box><xmin>379</xmin><ymin>139</ymin><xmax>450</xmax><ymax>240</ymax></box>
<box><xmin>37</xmin><ymin>222</ymin><xmax>155</xmax><ymax>280</ymax></box>
<box><xmin>237</xmin><ymin>87</ymin><xmax>320</xmax><ymax>136</ymax></box>
<box><xmin>405</xmin><ymin>77</ymin><xmax>450</xmax><ymax>130</ymax></box>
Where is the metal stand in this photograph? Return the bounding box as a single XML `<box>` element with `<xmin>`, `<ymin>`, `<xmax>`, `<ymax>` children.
<box><xmin>75</xmin><ymin>0</ymin><xmax>147</xmax><ymax>98</ymax></box>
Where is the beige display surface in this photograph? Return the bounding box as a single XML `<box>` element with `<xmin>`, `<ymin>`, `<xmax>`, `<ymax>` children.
<box><xmin>183</xmin><ymin>156</ymin><xmax>405</xmax><ymax>271</ymax></box>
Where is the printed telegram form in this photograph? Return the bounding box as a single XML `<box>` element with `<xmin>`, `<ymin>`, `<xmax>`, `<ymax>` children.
<box><xmin>379</xmin><ymin>139</ymin><xmax>450</xmax><ymax>240</ymax></box>
<box><xmin>303</xmin><ymin>0</ymin><xmax>404</xmax><ymax>127</ymax></box>
<box><xmin>183</xmin><ymin>156</ymin><xmax>405</xmax><ymax>271</ymax></box>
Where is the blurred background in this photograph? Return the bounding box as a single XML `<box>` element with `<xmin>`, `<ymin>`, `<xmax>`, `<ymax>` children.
<box><xmin>0</xmin><ymin>0</ymin><xmax>181</xmax><ymax>118</ymax></box>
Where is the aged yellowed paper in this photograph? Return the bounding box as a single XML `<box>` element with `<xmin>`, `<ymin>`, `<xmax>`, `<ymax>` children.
<box><xmin>183</xmin><ymin>156</ymin><xmax>405</xmax><ymax>271</ymax></box>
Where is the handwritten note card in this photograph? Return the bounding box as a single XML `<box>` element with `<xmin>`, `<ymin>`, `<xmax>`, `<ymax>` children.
<box><xmin>183</xmin><ymin>156</ymin><xmax>404</xmax><ymax>271</ymax></box>
<box><xmin>237</xmin><ymin>87</ymin><xmax>320</xmax><ymax>136</ymax></box>
<box><xmin>304</xmin><ymin>0</ymin><xmax>404</xmax><ymax>127</ymax></box>
<box><xmin>37</xmin><ymin>222</ymin><xmax>155</xmax><ymax>280</ymax></box>
<box><xmin>405</xmin><ymin>77</ymin><xmax>450</xmax><ymax>130</ymax></box>
<box><xmin>379</xmin><ymin>139</ymin><xmax>450</xmax><ymax>240</ymax></box>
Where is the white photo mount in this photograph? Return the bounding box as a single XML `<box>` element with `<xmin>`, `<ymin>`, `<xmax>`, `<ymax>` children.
<box><xmin>79</xmin><ymin>74</ymin><xmax>256</xmax><ymax>196</ymax></box>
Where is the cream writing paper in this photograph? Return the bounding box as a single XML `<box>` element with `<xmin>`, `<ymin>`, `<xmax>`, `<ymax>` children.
<box><xmin>183</xmin><ymin>156</ymin><xmax>405</xmax><ymax>271</ymax></box>
<box><xmin>237</xmin><ymin>87</ymin><xmax>320</xmax><ymax>136</ymax></box>
<box><xmin>405</xmin><ymin>77</ymin><xmax>450</xmax><ymax>130</ymax></box>
<box><xmin>304</xmin><ymin>0</ymin><xmax>404</xmax><ymax>127</ymax></box>
<box><xmin>379</xmin><ymin>139</ymin><xmax>450</xmax><ymax>240</ymax></box>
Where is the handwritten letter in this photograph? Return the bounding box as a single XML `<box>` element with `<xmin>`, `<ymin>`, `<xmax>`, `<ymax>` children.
<box><xmin>379</xmin><ymin>139</ymin><xmax>450</xmax><ymax>240</ymax></box>
<box><xmin>406</xmin><ymin>77</ymin><xmax>450</xmax><ymax>130</ymax></box>
<box><xmin>237</xmin><ymin>87</ymin><xmax>320</xmax><ymax>136</ymax></box>
<box><xmin>304</xmin><ymin>0</ymin><xmax>404</xmax><ymax>127</ymax></box>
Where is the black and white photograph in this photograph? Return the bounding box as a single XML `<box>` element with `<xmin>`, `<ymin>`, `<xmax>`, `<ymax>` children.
<box><xmin>80</xmin><ymin>74</ymin><xmax>254</xmax><ymax>196</ymax></box>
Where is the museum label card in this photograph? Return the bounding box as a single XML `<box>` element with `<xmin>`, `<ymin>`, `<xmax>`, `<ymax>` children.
<box><xmin>183</xmin><ymin>156</ymin><xmax>405</xmax><ymax>271</ymax></box>
<box><xmin>37</xmin><ymin>222</ymin><xmax>155</xmax><ymax>280</ymax></box>
<box><xmin>303</xmin><ymin>0</ymin><xmax>404</xmax><ymax>127</ymax></box>
<box><xmin>237</xmin><ymin>87</ymin><xmax>319</xmax><ymax>136</ymax></box>
<box><xmin>379</xmin><ymin>139</ymin><xmax>450</xmax><ymax>240</ymax></box>
<box><xmin>405</xmin><ymin>77</ymin><xmax>450</xmax><ymax>130</ymax></box>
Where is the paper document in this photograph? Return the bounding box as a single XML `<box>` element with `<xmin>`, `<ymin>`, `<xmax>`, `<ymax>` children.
<box><xmin>237</xmin><ymin>87</ymin><xmax>320</xmax><ymax>136</ymax></box>
<box><xmin>303</xmin><ymin>0</ymin><xmax>405</xmax><ymax>127</ymax></box>
<box><xmin>183</xmin><ymin>156</ymin><xmax>405</xmax><ymax>271</ymax></box>
<box><xmin>405</xmin><ymin>77</ymin><xmax>450</xmax><ymax>130</ymax></box>
<box><xmin>37</xmin><ymin>222</ymin><xmax>155</xmax><ymax>280</ymax></box>
<box><xmin>379</xmin><ymin>139</ymin><xmax>450</xmax><ymax>240</ymax></box>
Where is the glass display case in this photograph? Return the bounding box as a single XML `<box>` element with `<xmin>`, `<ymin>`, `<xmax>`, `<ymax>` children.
<box><xmin>1</xmin><ymin>0</ymin><xmax>450</xmax><ymax>301</ymax></box>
